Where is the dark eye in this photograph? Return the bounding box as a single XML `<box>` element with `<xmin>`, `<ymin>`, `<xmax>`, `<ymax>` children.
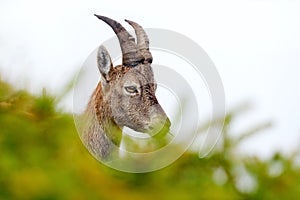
<box><xmin>125</xmin><ymin>86</ymin><xmax>139</xmax><ymax>94</ymax></box>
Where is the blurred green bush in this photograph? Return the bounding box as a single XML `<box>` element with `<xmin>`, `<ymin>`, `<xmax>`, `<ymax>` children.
<box><xmin>0</xmin><ymin>79</ymin><xmax>300</xmax><ymax>200</ymax></box>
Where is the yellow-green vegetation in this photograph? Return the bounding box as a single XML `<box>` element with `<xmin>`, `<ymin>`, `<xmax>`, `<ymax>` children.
<box><xmin>1</xmin><ymin>79</ymin><xmax>300</xmax><ymax>200</ymax></box>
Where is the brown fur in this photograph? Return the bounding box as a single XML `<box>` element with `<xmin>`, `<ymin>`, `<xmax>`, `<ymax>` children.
<box><xmin>81</xmin><ymin>17</ymin><xmax>171</xmax><ymax>160</ymax></box>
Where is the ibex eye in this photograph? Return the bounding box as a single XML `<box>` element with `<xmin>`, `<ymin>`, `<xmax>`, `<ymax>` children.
<box><xmin>125</xmin><ymin>86</ymin><xmax>138</xmax><ymax>94</ymax></box>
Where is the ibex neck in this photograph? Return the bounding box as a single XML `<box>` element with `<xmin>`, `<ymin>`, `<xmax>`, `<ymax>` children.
<box><xmin>88</xmin><ymin>82</ymin><xmax>122</xmax><ymax>146</ymax></box>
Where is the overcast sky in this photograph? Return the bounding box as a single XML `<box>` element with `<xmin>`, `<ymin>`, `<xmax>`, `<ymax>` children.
<box><xmin>1</xmin><ymin>0</ymin><xmax>300</xmax><ymax>158</ymax></box>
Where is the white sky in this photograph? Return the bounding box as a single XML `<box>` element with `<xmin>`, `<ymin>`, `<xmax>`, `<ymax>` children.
<box><xmin>0</xmin><ymin>0</ymin><xmax>300</xmax><ymax>158</ymax></box>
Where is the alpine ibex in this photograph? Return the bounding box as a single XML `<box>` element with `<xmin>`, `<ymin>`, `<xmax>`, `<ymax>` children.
<box><xmin>81</xmin><ymin>15</ymin><xmax>171</xmax><ymax>160</ymax></box>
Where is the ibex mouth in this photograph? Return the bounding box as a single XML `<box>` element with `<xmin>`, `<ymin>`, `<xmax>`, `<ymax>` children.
<box><xmin>147</xmin><ymin>117</ymin><xmax>171</xmax><ymax>138</ymax></box>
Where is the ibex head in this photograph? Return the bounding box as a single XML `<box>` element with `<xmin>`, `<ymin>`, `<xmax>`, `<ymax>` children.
<box><xmin>94</xmin><ymin>15</ymin><xmax>171</xmax><ymax>138</ymax></box>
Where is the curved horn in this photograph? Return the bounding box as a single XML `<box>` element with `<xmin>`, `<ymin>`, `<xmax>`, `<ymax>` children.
<box><xmin>94</xmin><ymin>14</ymin><xmax>144</xmax><ymax>67</ymax></box>
<box><xmin>125</xmin><ymin>19</ymin><xmax>153</xmax><ymax>63</ymax></box>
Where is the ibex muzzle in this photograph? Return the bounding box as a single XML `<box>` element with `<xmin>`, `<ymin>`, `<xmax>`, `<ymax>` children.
<box><xmin>83</xmin><ymin>15</ymin><xmax>171</xmax><ymax>159</ymax></box>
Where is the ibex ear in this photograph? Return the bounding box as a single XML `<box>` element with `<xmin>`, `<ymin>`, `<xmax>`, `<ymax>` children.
<box><xmin>97</xmin><ymin>45</ymin><xmax>113</xmax><ymax>81</ymax></box>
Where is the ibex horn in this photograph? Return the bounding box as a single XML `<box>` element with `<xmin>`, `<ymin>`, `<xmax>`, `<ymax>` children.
<box><xmin>125</xmin><ymin>19</ymin><xmax>153</xmax><ymax>63</ymax></box>
<box><xmin>94</xmin><ymin>14</ymin><xmax>144</xmax><ymax>67</ymax></box>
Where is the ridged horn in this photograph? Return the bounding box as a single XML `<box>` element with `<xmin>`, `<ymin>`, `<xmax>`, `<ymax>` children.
<box><xmin>125</xmin><ymin>19</ymin><xmax>153</xmax><ymax>63</ymax></box>
<box><xmin>94</xmin><ymin>14</ymin><xmax>144</xmax><ymax>67</ymax></box>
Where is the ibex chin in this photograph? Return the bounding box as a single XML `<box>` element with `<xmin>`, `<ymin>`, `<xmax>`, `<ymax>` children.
<box><xmin>81</xmin><ymin>15</ymin><xmax>171</xmax><ymax>160</ymax></box>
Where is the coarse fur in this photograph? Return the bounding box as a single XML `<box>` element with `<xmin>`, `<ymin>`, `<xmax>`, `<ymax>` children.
<box><xmin>81</xmin><ymin>15</ymin><xmax>171</xmax><ymax>160</ymax></box>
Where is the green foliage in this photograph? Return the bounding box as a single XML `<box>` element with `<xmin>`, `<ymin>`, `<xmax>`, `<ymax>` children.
<box><xmin>0</xmin><ymin>79</ymin><xmax>300</xmax><ymax>200</ymax></box>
